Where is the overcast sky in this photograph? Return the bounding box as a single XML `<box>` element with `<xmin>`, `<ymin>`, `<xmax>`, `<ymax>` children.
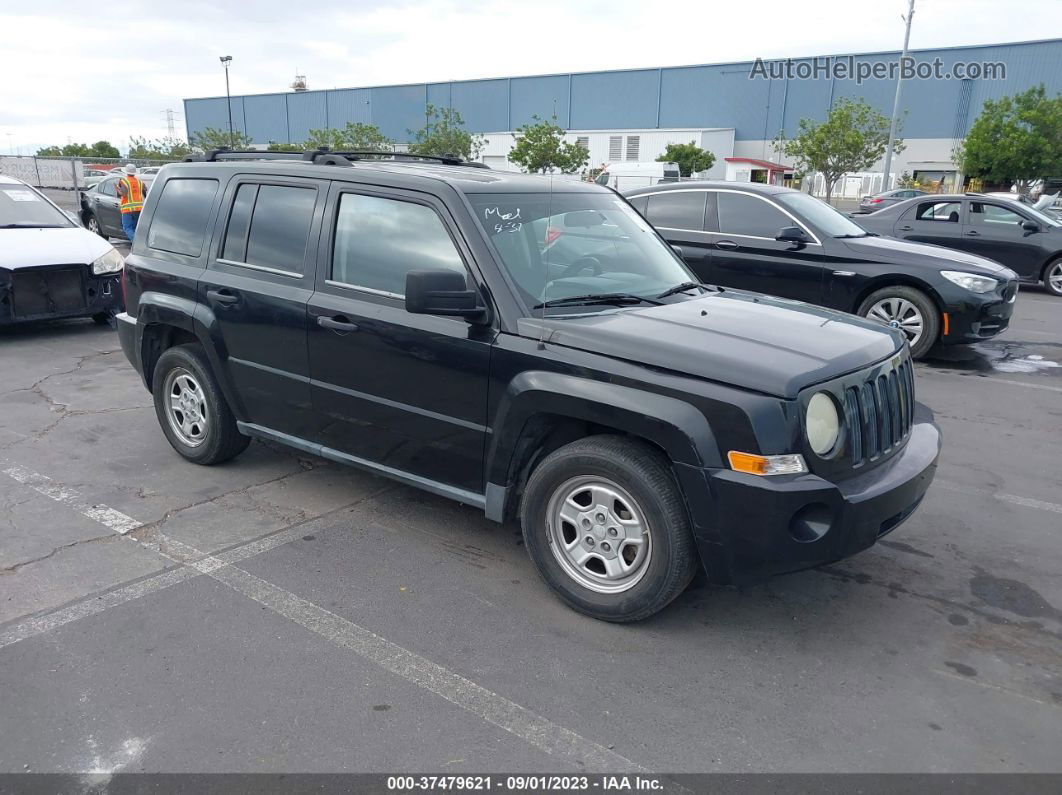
<box><xmin>3</xmin><ymin>0</ymin><xmax>1061</xmax><ymax>154</ymax></box>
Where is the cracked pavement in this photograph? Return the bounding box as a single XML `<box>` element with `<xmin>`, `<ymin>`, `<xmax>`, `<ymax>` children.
<box><xmin>0</xmin><ymin>293</ymin><xmax>1060</xmax><ymax>774</ymax></box>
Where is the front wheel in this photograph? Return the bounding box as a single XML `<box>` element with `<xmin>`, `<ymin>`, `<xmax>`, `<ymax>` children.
<box><xmin>152</xmin><ymin>344</ymin><xmax>250</xmax><ymax>465</ymax></box>
<box><xmin>857</xmin><ymin>286</ymin><xmax>940</xmax><ymax>359</ymax></box>
<box><xmin>85</xmin><ymin>213</ymin><xmax>103</xmax><ymax>237</ymax></box>
<box><xmin>1043</xmin><ymin>259</ymin><xmax>1062</xmax><ymax>297</ymax></box>
<box><xmin>520</xmin><ymin>435</ymin><xmax>698</xmax><ymax>622</ymax></box>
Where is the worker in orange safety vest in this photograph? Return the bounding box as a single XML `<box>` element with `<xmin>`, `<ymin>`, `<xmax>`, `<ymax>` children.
<box><xmin>117</xmin><ymin>163</ymin><xmax>146</xmax><ymax>241</ymax></box>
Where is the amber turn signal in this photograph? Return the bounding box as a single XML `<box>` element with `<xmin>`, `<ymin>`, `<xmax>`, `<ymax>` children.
<box><xmin>727</xmin><ymin>451</ymin><xmax>808</xmax><ymax>476</ymax></box>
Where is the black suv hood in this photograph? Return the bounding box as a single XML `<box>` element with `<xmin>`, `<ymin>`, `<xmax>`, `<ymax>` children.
<box><xmin>841</xmin><ymin>234</ymin><xmax>1012</xmax><ymax>276</ymax></box>
<box><xmin>519</xmin><ymin>291</ymin><xmax>904</xmax><ymax>398</ymax></box>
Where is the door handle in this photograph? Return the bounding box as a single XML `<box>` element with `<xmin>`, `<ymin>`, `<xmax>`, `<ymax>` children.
<box><xmin>965</xmin><ymin>230</ymin><xmax>980</xmax><ymax>236</ymax></box>
<box><xmin>898</xmin><ymin>225</ymin><xmax>913</xmax><ymax>231</ymax></box>
<box><xmin>317</xmin><ymin>315</ymin><xmax>359</xmax><ymax>333</ymax></box>
<box><xmin>206</xmin><ymin>289</ymin><xmax>239</xmax><ymax>305</ymax></box>
<box><xmin>715</xmin><ymin>240</ymin><xmax>739</xmax><ymax>250</ymax></box>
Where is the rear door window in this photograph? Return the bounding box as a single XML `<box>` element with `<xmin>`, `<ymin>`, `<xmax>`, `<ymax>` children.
<box><xmin>146</xmin><ymin>178</ymin><xmax>220</xmax><ymax>257</ymax></box>
<box><xmin>914</xmin><ymin>201</ymin><xmax>960</xmax><ymax>222</ymax></box>
<box><xmin>645</xmin><ymin>191</ymin><xmax>706</xmax><ymax>231</ymax></box>
<box><xmin>244</xmin><ymin>185</ymin><xmax>317</xmax><ymax>275</ymax></box>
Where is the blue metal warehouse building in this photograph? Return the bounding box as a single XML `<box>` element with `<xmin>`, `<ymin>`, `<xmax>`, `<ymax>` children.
<box><xmin>184</xmin><ymin>38</ymin><xmax>1061</xmax><ymax>190</ymax></box>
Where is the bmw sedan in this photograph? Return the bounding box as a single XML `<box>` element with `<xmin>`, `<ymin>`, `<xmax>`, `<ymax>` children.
<box><xmin>1</xmin><ymin>176</ymin><xmax>124</xmax><ymax>326</ymax></box>
<box><xmin>856</xmin><ymin>193</ymin><xmax>1062</xmax><ymax>297</ymax></box>
<box><xmin>625</xmin><ymin>181</ymin><xmax>1019</xmax><ymax>358</ymax></box>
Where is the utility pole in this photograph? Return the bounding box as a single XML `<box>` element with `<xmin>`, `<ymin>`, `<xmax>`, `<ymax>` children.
<box><xmin>881</xmin><ymin>0</ymin><xmax>915</xmax><ymax>191</ymax></box>
<box><xmin>220</xmin><ymin>55</ymin><xmax>235</xmax><ymax>148</ymax></box>
<box><xmin>162</xmin><ymin>108</ymin><xmax>178</xmax><ymax>138</ymax></box>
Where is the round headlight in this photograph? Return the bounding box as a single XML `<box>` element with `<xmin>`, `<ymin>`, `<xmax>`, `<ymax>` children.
<box><xmin>806</xmin><ymin>392</ymin><xmax>840</xmax><ymax>456</ymax></box>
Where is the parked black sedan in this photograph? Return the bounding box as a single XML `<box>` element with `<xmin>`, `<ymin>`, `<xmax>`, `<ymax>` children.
<box><xmin>625</xmin><ymin>181</ymin><xmax>1019</xmax><ymax>358</ymax></box>
<box><xmin>855</xmin><ymin>193</ymin><xmax>1062</xmax><ymax>297</ymax></box>
<box><xmin>857</xmin><ymin>188</ymin><xmax>926</xmax><ymax>213</ymax></box>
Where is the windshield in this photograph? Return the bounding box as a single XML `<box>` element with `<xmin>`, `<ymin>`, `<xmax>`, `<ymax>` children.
<box><xmin>1009</xmin><ymin>201</ymin><xmax>1061</xmax><ymax>227</ymax></box>
<box><xmin>467</xmin><ymin>190</ymin><xmax>696</xmax><ymax>313</ymax></box>
<box><xmin>0</xmin><ymin>185</ymin><xmax>72</xmax><ymax>228</ymax></box>
<box><xmin>776</xmin><ymin>191</ymin><xmax>869</xmax><ymax>237</ymax></box>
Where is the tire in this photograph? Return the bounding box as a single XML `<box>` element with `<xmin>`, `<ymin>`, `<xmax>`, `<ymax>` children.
<box><xmin>85</xmin><ymin>213</ymin><xmax>103</xmax><ymax>237</ymax></box>
<box><xmin>520</xmin><ymin>435</ymin><xmax>698</xmax><ymax>622</ymax></box>
<box><xmin>857</xmin><ymin>285</ymin><xmax>940</xmax><ymax>359</ymax></box>
<box><xmin>151</xmin><ymin>343</ymin><xmax>250</xmax><ymax>465</ymax></box>
<box><xmin>1043</xmin><ymin>258</ymin><xmax>1062</xmax><ymax>297</ymax></box>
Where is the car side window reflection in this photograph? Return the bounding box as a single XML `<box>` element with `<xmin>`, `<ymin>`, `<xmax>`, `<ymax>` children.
<box><xmin>915</xmin><ymin>202</ymin><xmax>960</xmax><ymax>222</ymax></box>
<box><xmin>969</xmin><ymin>203</ymin><xmax>1024</xmax><ymax>226</ymax></box>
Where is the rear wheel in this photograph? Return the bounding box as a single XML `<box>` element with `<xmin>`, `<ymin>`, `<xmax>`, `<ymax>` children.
<box><xmin>152</xmin><ymin>344</ymin><xmax>249</xmax><ymax>465</ymax></box>
<box><xmin>857</xmin><ymin>285</ymin><xmax>939</xmax><ymax>359</ymax></box>
<box><xmin>1043</xmin><ymin>259</ymin><xmax>1062</xmax><ymax>297</ymax></box>
<box><xmin>520</xmin><ymin>435</ymin><xmax>698</xmax><ymax>622</ymax></box>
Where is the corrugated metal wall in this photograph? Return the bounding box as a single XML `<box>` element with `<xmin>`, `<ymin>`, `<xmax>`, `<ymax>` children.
<box><xmin>183</xmin><ymin>39</ymin><xmax>1062</xmax><ymax>145</ymax></box>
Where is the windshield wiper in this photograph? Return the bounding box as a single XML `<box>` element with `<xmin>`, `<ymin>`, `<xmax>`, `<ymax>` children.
<box><xmin>532</xmin><ymin>292</ymin><xmax>664</xmax><ymax>310</ymax></box>
<box><xmin>656</xmin><ymin>281</ymin><xmax>712</xmax><ymax>299</ymax></box>
<box><xmin>0</xmin><ymin>223</ymin><xmax>65</xmax><ymax>229</ymax></box>
<box><xmin>834</xmin><ymin>232</ymin><xmax>874</xmax><ymax>238</ymax></box>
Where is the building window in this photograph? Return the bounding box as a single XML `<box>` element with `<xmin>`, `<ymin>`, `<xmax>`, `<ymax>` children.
<box><xmin>625</xmin><ymin>136</ymin><xmax>640</xmax><ymax>161</ymax></box>
<box><xmin>608</xmin><ymin>136</ymin><xmax>622</xmax><ymax>161</ymax></box>
<box><xmin>576</xmin><ymin>136</ymin><xmax>589</xmax><ymax>151</ymax></box>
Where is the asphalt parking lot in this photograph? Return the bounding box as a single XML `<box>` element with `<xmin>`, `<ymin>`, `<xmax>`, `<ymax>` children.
<box><xmin>0</xmin><ymin>288</ymin><xmax>1060</xmax><ymax>775</ymax></box>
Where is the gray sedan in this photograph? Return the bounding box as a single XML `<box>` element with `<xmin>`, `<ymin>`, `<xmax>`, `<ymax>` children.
<box><xmin>858</xmin><ymin>188</ymin><xmax>927</xmax><ymax>213</ymax></box>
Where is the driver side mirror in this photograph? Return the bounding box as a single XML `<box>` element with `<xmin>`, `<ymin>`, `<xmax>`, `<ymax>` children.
<box><xmin>1021</xmin><ymin>219</ymin><xmax>1040</xmax><ymax>232</ymax></box>
<box><xmin>405</xmin><ymin>269</ymin><xmax>487</xmax><ymax>322</ymax></box>
<box><xmin>776</xmin><ymin>226</ymin><xmax>808</xmax><ymax>244</ymax></box>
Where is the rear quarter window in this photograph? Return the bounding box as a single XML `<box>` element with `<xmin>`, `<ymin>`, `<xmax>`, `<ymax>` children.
<box><xmin>146</xmin><ymin>178</ymin><xmax>220</xmax><ymax>258</ymax></box>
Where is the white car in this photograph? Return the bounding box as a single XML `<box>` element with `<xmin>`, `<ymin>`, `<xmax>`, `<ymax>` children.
<box><xmin>0</xmin><ymin>175</ymin><xmax>124</xmax><ymax>325</ymax></box>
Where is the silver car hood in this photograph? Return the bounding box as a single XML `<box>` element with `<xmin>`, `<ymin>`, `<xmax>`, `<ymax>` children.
<box><xmin>0</xmin><ymin>227</ymin><xmax>114</xmax><ymax>271</ymax></box>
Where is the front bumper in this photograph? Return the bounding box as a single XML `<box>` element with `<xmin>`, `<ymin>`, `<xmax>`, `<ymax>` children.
<box><xmin>942</xmin><ymin>280</ymin><xmax>1018</xmax><ymax>344</ymax></box>
<box><xmin>116</xmin><ymin>311</ymin><xmax>142</xmax><ymax>379</ymax></box>
<box><xmin>0</xmin><ymin>266</ymin><xmax>123</xmax><ymax>325</ymax></box>
<box><xmin>676</xmin><ymin>410</ymin><xmax>940</xmax><ymax>586</ymax></box>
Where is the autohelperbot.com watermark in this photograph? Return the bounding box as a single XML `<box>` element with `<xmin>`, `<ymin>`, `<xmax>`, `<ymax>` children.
<box><xmin>750</xmin><ymin>55</ymin><xmax>1006</xmax><ymax>84</ymax></box>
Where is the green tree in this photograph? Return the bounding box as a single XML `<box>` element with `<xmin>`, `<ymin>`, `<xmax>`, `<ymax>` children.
<box><xmin>507</xmin><ymin>115</ymin><xmax>588</xmax><ymax>174</ymax></box>
<box><xmin>656</xmin><ymin>141</ymin><xmax>715</xmax><ymax>177</ymax></box>
<box><xmin>190</xmin><ymin>126</ymin><xmax>252</xmax><ymax>151</ymax></box>
<box><xmin>127</xmin><ymin>136</ymin><xmax>191</xmax><ymax>160</ymax></box>
<box><xmin>775</xmin><ymin>98</ymin><xmax>902</xmax><ymax>202</ymax></box>
<box><xmin>268</xmin><ymin>123</ymin><xmax>392</xmax><ymax>154</ymax></box>
<box><xmin>37</xmin><ymin>141</ymin><xmax>121</xmax><ymax>158</ymax></box>
<box><xmin>266</xmin><ymin>141</ymin><xmax>304</xmax><ymax>152</ymax></box>
<box><xmin>408</xmin><ymin>105</ymin><xmax>485</xmax><ymax>161</ymax></box>
<box><xmin>953</xmin><ymin>84</ymin><xmax>1062</xmax><ymax>195</ymax></box>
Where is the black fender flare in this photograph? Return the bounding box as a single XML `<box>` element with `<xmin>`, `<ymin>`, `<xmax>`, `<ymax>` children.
<box><xmin>134</xmin><ymin>292</ymin><xmax>247</xmax><ymax>421</ymax></box>
<box><xmin>485</xmin><ymin>370</ymin><xmax>722</xmax><ymax>492</ymax></box>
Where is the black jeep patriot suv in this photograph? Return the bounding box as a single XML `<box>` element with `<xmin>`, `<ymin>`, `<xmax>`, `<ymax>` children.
<box><xmin>116</xmin><ymin>150</ymin><xmax>940</xmax><ymax>622</ymax></box>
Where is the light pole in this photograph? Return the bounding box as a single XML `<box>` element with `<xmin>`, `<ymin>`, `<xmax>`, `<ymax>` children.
<box><xmin>881</xmin><ymin>0</ymin><xmax>915</xmax><ymax>191</ymax></box>
<box><xmin>219</xmin><ymin>55</ymin><xmax>234</xmax><ymax>149</ymax></box>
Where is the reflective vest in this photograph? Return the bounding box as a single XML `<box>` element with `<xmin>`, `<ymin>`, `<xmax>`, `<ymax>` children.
<box><xmin>118</xmin><ymin>175</ymin><xmax>145</xmax><ymax>214</ymax></box>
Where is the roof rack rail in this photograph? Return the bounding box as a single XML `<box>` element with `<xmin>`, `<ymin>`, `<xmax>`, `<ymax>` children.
<box><xmin>182</xmin><ymin>147</ymin><xmax>491</xmax><ymax>169</ymax></box>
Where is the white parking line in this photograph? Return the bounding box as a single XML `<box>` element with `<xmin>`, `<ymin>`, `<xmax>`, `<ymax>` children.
<box><xmin>936</xmin><ymin>481</ymin><xmax>1062</xmax><ymax>515</ymax></box>
<box><xmin>210</xmin><ymin>563</ymin><xmax>647</xmax><ymax>773</ymax></box>
<box><xmin>0</xmin><ymin>467</ymin><xmax>645</xmax><ymax>772</ymax></box>
<box><xmin>2</xmin><ymin>462</ymin><xmax>141</xmax><ymax>534</ymax></box>
<box><xmin>926</xmin><ymin>372</ymin><xmax>1062</xmax><ymax>394</ymax></box>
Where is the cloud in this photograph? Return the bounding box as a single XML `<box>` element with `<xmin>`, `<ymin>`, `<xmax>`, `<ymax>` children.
<box><xmin>3</xmin><ymin>0</ymin><xmax>1061</xmax><ymax>154</ymax></box>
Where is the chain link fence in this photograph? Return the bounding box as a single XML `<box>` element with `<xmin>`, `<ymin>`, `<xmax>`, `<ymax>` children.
<box><xmin>0</xmin><ymin>155</ymin><xmax>177</xmax><ymax>191</ymax></box>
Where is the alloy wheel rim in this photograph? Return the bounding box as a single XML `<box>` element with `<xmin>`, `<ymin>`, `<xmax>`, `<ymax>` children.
<box><xmin>867</xmin><ymin>297</ymin><xmax>924</xmax><ymax>346</ymax></box>
<box><xmin>88</xmin><ymin>217</ymin><xmax>99</xmax><ymax>234</ymax></box>
<box><xmin>545</xmin><ymin>475</ymin><xmax>652</xmax><ymax>594</ymax></box>
<box><xmin>163</xmin><ymin>368</ymin><xmax>209</xmax><ymax>447</ymax></box>
<box><xmin>1049</xmin><ymin>263</ymin><xmax>1062</xmax><ymax>293</ymax></box>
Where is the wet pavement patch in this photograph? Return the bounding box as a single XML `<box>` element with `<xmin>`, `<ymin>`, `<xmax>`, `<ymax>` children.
<box><xmin>970</xmin><ymin>568</ymin><xmax>1062</xmax><ymax>622</ymax></box>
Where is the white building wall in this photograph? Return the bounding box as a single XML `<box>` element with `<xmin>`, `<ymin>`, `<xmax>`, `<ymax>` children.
<box><xmin>732</xmin><ymin>138</ymin><xmax>962</xmax><ymax>192</ymax></box>
<box><xmin>478</xmin><ymin>128</ymin><xmax>735</xmax><ymax>178</ymax></box>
